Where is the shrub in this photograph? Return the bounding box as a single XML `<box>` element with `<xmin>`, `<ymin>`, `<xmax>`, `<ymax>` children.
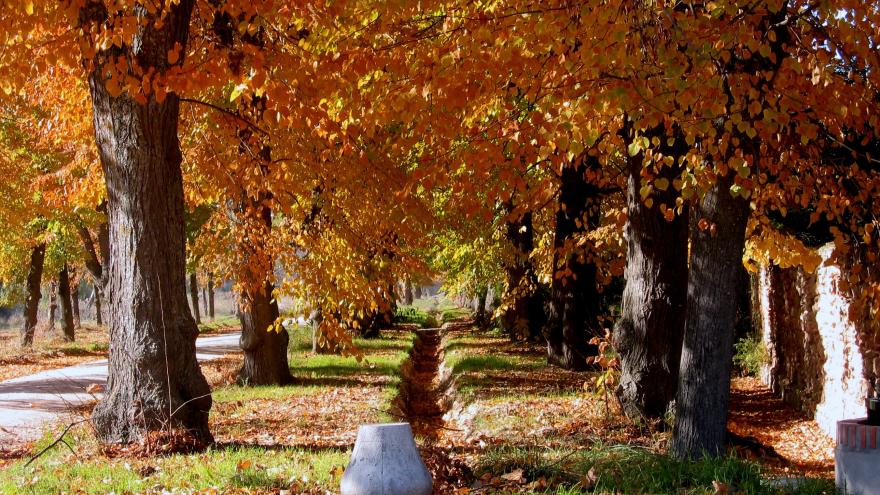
<box><xmin>734</xmin><ymin>334</ymin><xmax>768</xmax><ymax>377</ymax></box>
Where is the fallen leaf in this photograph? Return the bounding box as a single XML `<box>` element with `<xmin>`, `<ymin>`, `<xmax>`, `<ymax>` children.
<box><xmin>501</xmin><ymin>468</ymin><xmax>525</xmax><ymax>483</ymax></box>
<box><xmin>712</xmin><ymin>480</ymin><xmax>730</xmax><ymax>494</ymax></box>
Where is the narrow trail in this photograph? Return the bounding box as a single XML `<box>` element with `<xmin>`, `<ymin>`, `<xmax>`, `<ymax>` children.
<box><xmin>396</xmin><ymin>327</ymin><xmax>450</xmax><ymax>440</ymax></box>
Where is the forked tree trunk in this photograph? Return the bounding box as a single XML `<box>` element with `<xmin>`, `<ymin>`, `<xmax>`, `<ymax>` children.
<box><xmin>72</xmin><ymin>280</ymin><xmax>82</xmax><ymax>329</ymax></box>
<box><xmin>58</xmin><ymin>264</ymin><xmax>76</xmax><ymax>342</ymax></box>
<box><xmin>543</xmin><ymin>157</ymin><xmax>602</xmax><ymax>371</ymax></box>
<box><xmin>85</xmin><ymin>0</ymin><xmax>212</xmax><ymax>444</ymax></box>
<box><xmin>500</xmin><ymin>207</ymin><xmax>545</xmax><ymax>341</ymax></box>
<box><xmin>21</xmin><ymin>243</ymin><xmax>46</xmax><ymax>347</ymax></box>
<box><xmin>47</xmin><ymin>282</ymin><xmax>57</xmax><ymax>332</ymax></box>
<box><xmin>672</xmin><ymin>173</ymin><xmax>751</xmax><ymax>458</ymax></box>
<box><xmin>189</xmin><ymin>272</ymin><xmax>201</xmax><ymax>325</ymax></box>
<box><xmin>614</xmin><ymin>124</ymin><xmax>690</xmax><ymax>421</ymax></box>
<box><xmin>207</xmin><ymin>272</ymin><xmax>215</xmax><ymax>319</ymax></box>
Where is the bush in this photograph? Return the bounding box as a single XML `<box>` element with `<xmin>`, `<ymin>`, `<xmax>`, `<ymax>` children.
<box><xmin>734</xmin><ymin>334</ymin><xmax>768</xmax><ymax>377</ymax></box>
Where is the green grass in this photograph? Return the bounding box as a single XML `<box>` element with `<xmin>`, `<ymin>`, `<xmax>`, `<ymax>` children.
<box><xmin>475</xmin><ymin>445</ymin><xmax>836</xmax><ymax>494</ymax></box>
<box><xmin>394</xmin><ymin>305</ymin><xmax>439</xmax><ymax>328</ymax></box>
<box><xmin>197</xmin><ymin>314</ymin><xmax>240</xmax><ymax>333</ymax></box>
<box><xmin>440</xmin><ymin>307</ymin><xmax>472</xmax><ymax>323</ymax></box>
<box><xmin>448</xmin><ymin>353</ymin><xmax>543</xmax><ymax>375</ymax></box>
<box><xmin>1</xmin><ymin>442</ymin><xmax>348</xmax><ymax>494</ymax></box>
<box><xmin>2</xmin><ymin>328</ymin><xmax>417</xmax><ymax>494</ymax></box>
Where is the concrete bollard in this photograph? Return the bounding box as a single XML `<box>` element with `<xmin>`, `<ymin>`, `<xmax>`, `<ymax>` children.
<box><xmin>340</xmin><ymin>423</ymin><xmax>432</xmax><ymax>495</ymax></box>
<box><xmin>835</xmin><ymin>418</ymin><xmax>880</xmax><ymax>494</ymax></box>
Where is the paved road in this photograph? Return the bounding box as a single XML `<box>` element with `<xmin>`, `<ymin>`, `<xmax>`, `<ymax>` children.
<box><xmin>0</xmin><ymin>332</ymin><xmax>241</xmax><ymax>445</ymax></box>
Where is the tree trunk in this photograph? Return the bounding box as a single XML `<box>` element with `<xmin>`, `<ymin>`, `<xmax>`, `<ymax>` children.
<box><xmin>473</xmin><ymin>286</ymin><xmax>488</xmax><ymax>327</ymax></box>
<box><xmin>189</xmin><ymin>272</ymin><xmax>201</xmax><ymax>325</ymax></box>
<box><xmin>72</xmin><ymin>279</ymin><xmax>81</xmax><ymax>329</ymax></box>
<box><xmin>614</xmin><ymin>124</ymin><xmax>690</xmax><ymax>421</ymax></box>
<box><xmin>85</xmin><ymin>0</ymin><xmax>212</xmax><ymax>445</ymax></box>
<box><xmin>20</xmin><ymin>243</ymin><xmax>46</xmax><ymax>347</ymax></box>
<box><xmin>207</xmin><ymin>272</ymin><xmax>215</xmax><ymax>319</ymax></box>
<box><xmin>46</xmin><ymin>282</ymin><xmax>57</xmax><ymax>332</ymax></box>
<box><xmin>403</xmin><ymin>277</ymin><xmax>414</xmax><ymax>305</ymax></box>
<box><xmin>672</xmin><ymin>173</ymin><xmax>751</xmax><ymax>458</ymax></box>
<box><xmin>500</xmin><ymin>207</ymin><xmax>546</xmax><ymax>341</ymax></box>
<box><xmin>238</xmin><ymin>280</ymin><xmax>293</xmax><ymax>385</ymax></box>
<box><xmin>95</xmin><ymin>288</ymin><xmax>103</xmax><ymax>326</ymax></box>
<box><xmin>201</xmin><ymin>285</ymin><xmax>208</xmax><ymax>316</ymax></box>
<box><xmin>57</xmin><ymin>264</ymin><xmax>76</xmax><ymax>342</ymax></box>
<box><xmin>543</xmin><ymin>157</ymin><xmax>602</xmax><ymax>371</ymax></box>
<box><xmin>234</xmin><ymin>196</ymin><xmax>293</xmax><ymax>386</ymax></box>
<box><xmin>414</xmin><ymin>286</ymin><xmax>422</xmax><ymax>299</ymax></box>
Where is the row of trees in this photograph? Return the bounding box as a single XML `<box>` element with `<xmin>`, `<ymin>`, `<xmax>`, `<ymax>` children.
<box><xmin>0</xmin><ymin>0</ymin><xmax>877</xmax><ymax>461</ymax></box>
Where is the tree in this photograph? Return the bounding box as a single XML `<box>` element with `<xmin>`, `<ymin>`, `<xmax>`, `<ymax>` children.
<box><xmin>233</xmin><ymin>195</ymin><xmax>293</xmax><ymax>386</ymax></box>
<box><xmin>57</xmin><ymin>263</ymin><xmax>75</xmax><ymax>342</ymax></box>
<box><xmin>81</xmin><ymin>0</ymin><xmax>213</xmax><ymax>444</ymax></box>
<box><xmin>189</xmin><ymin>272</ymin><xmax>201</xmax><ymax>325</ymax></box>
<box><xmin>499</xmin><ymin>206</ymin><xmax>545</xmax><ymax>342</ymax></box>
<box><xmin>614</xmin><ymin>123</ymin><xmax>689</xmax><ymax>421</ymax></box>
<box><xmin>20</xmin><ymin>243</ymin><xmax>46</xmax><ymax>347</ymax></box>
<box><xmin>543</xmin><ymin>156</ymin><xmax>604</xmax><ymax>371</ymax></box>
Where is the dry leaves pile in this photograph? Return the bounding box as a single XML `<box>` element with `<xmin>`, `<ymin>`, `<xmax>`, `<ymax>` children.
<box><xmin>728</xmin><ymin>376</ymin><xmax>834</xmax><ymax>477</ymax></box>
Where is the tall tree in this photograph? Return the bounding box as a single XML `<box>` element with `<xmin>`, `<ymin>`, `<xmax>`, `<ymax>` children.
<box><xmin>189</xmin><ymin>272</ymin><xmax>201</xmax><ymax>325</ymax></box>
<box><xmin>672</xmin><ymin>173</ymin><xmax>750</xmax><ymax>457</ymax></box>
<box><xmin>615</xmin><ymin>123</ymin><xmax>689</xmax><ymax>421</ymax></box>
<box><xmin>20</xmin><ymin>243</ymin><xmax>46</xmax><ymax>347</ymax></box>
<box><xmin>543</xmin><ymin>156</ymin><xmax>603</xmax><ymax>371</ymax></box>
<box><xmin>71</xmin><ymin>278</ymin><xmax>81</xmax><ymax>329</ymax></box>
<box><xmin>206</xmin><ymin>272</ymin><xmax>215</xmax><ymax>320</ymax></box>
<box><xmin>57</xmin><ymin>263</ymin><xmax>75</xmax><ymax>342</ymax></box>
<box><xmin>46</xmin><ymin>281</ymin><xmax>57</xmax><ymax>331</ymax></box>
<box><xmin>83</xmin><ymin>0</ymin><xmax>212</xmax><ymax>444</ymax></box>
<box><xmin>234</xmin><ymin>196</ymin><xmax>293</xmax><ymax>386</ymax></box>
<box><xmin>499</xmin><ymin>207</ymin><xmax>545</xmax><ymax>341</ymax></box>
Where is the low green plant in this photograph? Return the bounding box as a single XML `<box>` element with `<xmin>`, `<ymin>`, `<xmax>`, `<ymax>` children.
<box><xmin>475</xmin><ymin>445</ymin><xmax>835</xmax><ymax>494</ymax></box>
<box><xmin>734</xmin><ymin>333</ymin><xmax>768</xmax><ymax>377</ymax></box>
<box><xmin>394</xmin><ymin>306</ymin><xmax>438</xmax><ymax>328</ymax></box>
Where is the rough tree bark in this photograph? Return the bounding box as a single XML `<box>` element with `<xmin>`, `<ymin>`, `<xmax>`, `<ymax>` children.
<box><xmin>543</xmin><ymin>157</ymin><xmax>602</xmax><ymax>371</ymax></box>
<box><xmin>20</xmin><ymin>243</ymin><xmax>46</xmax><ymax>347</ymax></box>
<box><xmin>85</xmin><ymin>0</ymin><xmax>212</xmax><ymax>444</ymax></box>
<box><xmin>672</xmin><ymin>173</ymin><xmax>751</xmax><ymax>458</ymax></box>
<box><xmin>614</xmin><ymin>124</ymin><xmax>689</xmax><ymax>421</ymax></box>
<box><xmin>499</xmin><ymin>207</ymin><xmax>545</xmax><ymax>341</ymax></box>
<box><xmin>189</xmin><ymin>272</ymin><xmax>201</xmax><ymax>325</ymax></box>
<box><xmin>72</xmin><ymin>279</ymin><xmax>81</xmax><ymax>329</ymax></box>
<box><xmin>57</xmin><ymin>264</ymin><xmax>76</xmax><ymax>342</ymax></box>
